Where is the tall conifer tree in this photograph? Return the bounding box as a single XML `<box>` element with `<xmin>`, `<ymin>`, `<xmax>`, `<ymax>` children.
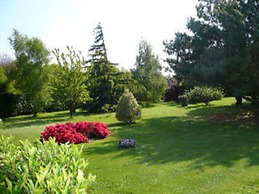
<box><xmin>86</xmin><ymin>23</ymin><xmax>120</xmax><ymax>112</ymax></box>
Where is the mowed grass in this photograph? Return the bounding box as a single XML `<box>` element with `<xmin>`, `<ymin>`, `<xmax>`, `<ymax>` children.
<box><xmin>1</xmin><ymin>97</ymin><xmax>259</xmax><ymax>193</ymax></box>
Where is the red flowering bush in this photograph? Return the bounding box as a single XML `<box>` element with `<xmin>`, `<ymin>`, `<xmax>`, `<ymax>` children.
<box><xmin>40</xmin><ymin>122</ymin><xmax>110</xmax><ymax>144</ymax></box>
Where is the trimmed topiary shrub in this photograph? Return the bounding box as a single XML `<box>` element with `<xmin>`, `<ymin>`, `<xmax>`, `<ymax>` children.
<box><xmin>116</xmin><ymin>89</ymin><xmax>141</xmax><ymax>123</ymax></box>
<box><xmin>0</xmin><ymin>136</ymin><xmax>96</xmax><ymax>193</ymax></box>
<box><xmin>179</xmin><ymin>86</ymin><xmax>224</xmax><ymax>106</ymax></box>
<box><xmin>40</xmin><ymin>121</ymin><xmax>110</xmax><ymax>144</ymax></box>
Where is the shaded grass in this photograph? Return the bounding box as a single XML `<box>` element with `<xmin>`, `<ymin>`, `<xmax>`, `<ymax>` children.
<box><xmin>1</xmin><ymin>97</ymin><xmax>259</xmax><ymax>193</ymax></box>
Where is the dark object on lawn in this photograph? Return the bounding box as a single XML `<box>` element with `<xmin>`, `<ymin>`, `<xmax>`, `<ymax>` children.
<box><xmin>119</xmin><ymin>139</ymin><xmax>136</xmax><ymax>148</ymax></box>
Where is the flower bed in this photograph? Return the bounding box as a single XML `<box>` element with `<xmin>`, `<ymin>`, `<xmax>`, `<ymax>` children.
<box><xmin>118</xmin><ymin>139</ymin><xmax>137</xmax><ymax>148</ymax></box>
<box><xmin>40</xmin><ymin>122</ymin><xmax>110</xmax><ymax>144</ymax></box>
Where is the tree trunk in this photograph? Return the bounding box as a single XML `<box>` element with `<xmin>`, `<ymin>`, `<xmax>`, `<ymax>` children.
<box><xmin>69</xmin><ymin>104</ymin><xmax>76</xmax><ymax>118</ymax></box>
<box><xmin>251</xmin><ymin>96</ymin><xmax>259</xmax><ymax>106</ymax></box>
<box><xmin>235</xmin><ymin>96</ymin><xmax>242</xmax><ymax>106</ymax></box>
<box><xmin>32</xmin><ymin>105</ymin><xmax>37</xmax><ymax>117</ymax></box>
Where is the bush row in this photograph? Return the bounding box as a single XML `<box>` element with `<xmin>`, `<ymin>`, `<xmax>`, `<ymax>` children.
<box><xmin>179</xmin><ymin>86</ymin><xmax>224</xmax><ymax>106</ymax></box>
<box><xmin>40</xmin><ymin>122</ymin><xmax>110</xmax><ymax>144</ymax></box>
<box><xmin>0</xmin><ymin>136</ymin><xmax>95</xmax><ymax>193</ymax></box>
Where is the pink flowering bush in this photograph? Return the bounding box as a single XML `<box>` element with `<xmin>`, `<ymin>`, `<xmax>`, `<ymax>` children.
<box><xmin>40</xmin><ymin>122</ymin><xmax>110</xmax><ymax>144</ymax></box>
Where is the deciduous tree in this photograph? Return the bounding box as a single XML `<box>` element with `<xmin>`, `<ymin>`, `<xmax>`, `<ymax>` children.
<box><xmin>9</xmin><ymin>30</ymin><xmax>50</xmax><ymax>116</ymax></box>
<box><xmin>53</xmin><ymin>46</ymin><xmax>90</xmax><ymax>117</ymax></box>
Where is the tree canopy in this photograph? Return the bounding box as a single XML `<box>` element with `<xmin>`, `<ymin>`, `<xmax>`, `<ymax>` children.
<box><xmin>132</xmin><ymin>40</ymin><xmax>167</xmax><ymax>102</ymax></box>
<box><xmin>9</xmin><ymin>30</ymin><xmax>50</xmax><ymax>116</ymax></box>
<box><xmin>164</xmin><ymin>0</ymin><xmax>259</xmax><ymax>105</ymax></box>
<box><xmin>87</xmin><ymin>23</ymin><xmax>108</xmax><ymax>65</ymax></box>
<box><xmin>52</xmin><ymin>46</ymin><xmax>90</xmax><ymax>117</ymax></box>
<box><xmin>86</xmin><ymin>23</ymin><xmax>137</xmax><ymax>112</ymax></box>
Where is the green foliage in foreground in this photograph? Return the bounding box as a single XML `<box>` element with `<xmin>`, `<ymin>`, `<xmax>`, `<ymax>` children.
<box><xmin>1</xmin><ymin>98</ymin><xmax>259</xmax><ymax>193</ymax></box>
<box><xmin>0</xmin><ymin>137</ymin><xmax>95</xmax><ymax>194</ymax></box>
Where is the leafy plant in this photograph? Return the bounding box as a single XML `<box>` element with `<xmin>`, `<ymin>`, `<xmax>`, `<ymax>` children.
<box><xmin>52</xmin><ymin>46</ymin><xmax>91</xmax><ymax>117</ymax></box>
<box><xmin>9</xmin><ymin>30</ymin><xmax>50</xmax><ymax>117</ymax></box>
<box><xmin>179</xmin><ymin>86</ymin><xmax>224</xmax><ymax>106</ymax></box>
<box><xmin>116</xmin><ymin>89</ymin><xmax>141</xmax><ymax>123</ymax></box>
<box><xmin>132</xmin><ymin>40</ymin><xmax>167</xmax><ymax>103</ymax></box>
<box><xmin>101</xmin><ymin>104</ymin><xmax>117</xmax><ymax>113</ymax></box>
<box><xmin>40</xmin><ymin>121</ymin><xmax>110</xmax><ymax>144</ymax></box>
<box><xmin>0</xmin><ymin>136</ymin><xmax>96</xmax><ymax>193</ymax></box>
<box><xmin>164</xmin><ymin>82</ymin><xmax>185</xmax><ymax>102</ymax></box>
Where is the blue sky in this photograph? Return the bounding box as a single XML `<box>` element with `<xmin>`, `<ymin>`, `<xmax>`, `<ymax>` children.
<box><xmin>0</xmin><ymin>0</ymin><xmax>197</xmax><ymax>69</ymax></box>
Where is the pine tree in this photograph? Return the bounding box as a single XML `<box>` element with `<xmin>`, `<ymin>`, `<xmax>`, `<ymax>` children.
<box><xmin>164</xmin><ymin>0</ymin><xmax>259</xmax><ymax>105</ymax></box>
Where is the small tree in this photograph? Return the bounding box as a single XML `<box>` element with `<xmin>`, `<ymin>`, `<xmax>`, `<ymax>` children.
<box><xmin>116</xmin><ymin>89</ymin><xmax>141</xmax><ymax>123</ymax></box>
<box><xmin>132</xmin><ymin>40</ymin><xmax>167</xmax><ymax>103</ymax></box>
<box><xmin>53</xmin><ymin>46</ymin><xmax>90</xmax><ymax>117</ymax></box>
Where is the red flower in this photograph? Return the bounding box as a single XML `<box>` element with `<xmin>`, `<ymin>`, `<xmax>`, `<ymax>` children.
<box><xmin>40</xmin><ymin>121</ymin><xmax>110</xmax><ymax>144</ymax></box>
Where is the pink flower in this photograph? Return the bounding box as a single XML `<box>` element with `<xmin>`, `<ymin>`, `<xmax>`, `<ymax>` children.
<box><xmin>40</xmin><ymin>121</ymin><xmax>110</xmax><ymax>144</ymax></box>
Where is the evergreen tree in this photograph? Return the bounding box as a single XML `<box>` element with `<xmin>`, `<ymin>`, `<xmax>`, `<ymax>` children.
<box><xmin>116</xmin><ymin>89</ymin><xmax>141</xmax><ymax>123</ymax></box>
<box><xmin>132</xmin><ymin>40</ymin><xmax>167</xmax><ymax>102</ymax></box>
<box><xmin>164</xmin><ymin>0</ymin><xmax>259</xmax><ymax>105</ymax></box>
<box><xmin>86</xmin><ymin>23</ymin><xmax>128</xmax><ymax>112</ymax></box>
<box><xmin>87</xmin><ymin>23</ymin><xmax>108</xmax><ymax>65</ymax></box>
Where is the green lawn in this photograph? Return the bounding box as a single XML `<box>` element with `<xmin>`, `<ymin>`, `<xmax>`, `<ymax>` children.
<box><xmin>1</xmin><ymin>97</ymin><xmax>259</xmax><ymax>193</ymax></box>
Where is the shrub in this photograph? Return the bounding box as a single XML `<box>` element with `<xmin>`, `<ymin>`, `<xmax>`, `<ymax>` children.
<box><xmin>139</xmin><ymin>101</ymin><xmax>154</xmax><ymax>108</ymax></box>
<box><xmin>116</xmin><ymin>89</ymin><xmax>141</xmax><ymax>123</ymax></box>
<box><xmin>164</xmin><ymin>83</ymin><xmax>185</xmax><ymax>102</ymax></box>
<box><xmin>40</xmin><ymin>121</ymin><xmax>110</xmax><ymax>144</ymax></box>
<box><xmin>0</xmin><ymin>136</ymin><xmax>96</xmax><ymax>193</ymax></box>
<box><xmin>179</xmin><ymin>86</ymin><xmax>224</xmax><ymax>106</ymax></box>
<box><xmin>101</xmin><ymin>104</ymin><xmax>117</xmax><ymax>113</ymax></box>
<box><xmin>178</xmin><ymin>94</ymin><xmax>189</xmax><ymax>107</ymax></box>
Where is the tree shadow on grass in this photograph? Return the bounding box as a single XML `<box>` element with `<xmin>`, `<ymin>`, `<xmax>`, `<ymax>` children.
<box><xmin>108</xmin><ymin>122</ymin><xmax>129</xmax><ymax>128</ymax></box>
<box><xmin>84</xmin><ymin>113</ymin><xmax>259</xmax><ymax>169</ymax></box>
<box><xmin>187</xmin><ymin>104</ymin><xmax>259</xmax><ymax>123</ymax></box>
<box><xmin>1</xmin><ymin>112</ymin><xmax>71</xmax><ymax>129</ymax></box>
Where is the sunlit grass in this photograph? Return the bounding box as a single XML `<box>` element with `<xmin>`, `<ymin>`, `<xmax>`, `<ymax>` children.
<box><xmin>1</xmin><ymin>97</ymin><xmax>259</xmax><ymax>193</ymax></box>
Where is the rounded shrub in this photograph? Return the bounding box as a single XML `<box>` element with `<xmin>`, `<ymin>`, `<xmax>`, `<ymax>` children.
<box><xmin>164</xmin><ymin>83</ymin><xmax>185</xmax><ymax>102</ymax></box>
<box><xmin>40</xmin><ymin>121</ymin><xmax>110</xmax><ymax>144</ymax></box>
<box><xmin>116</xmin><ymin>89</ymin><xmax>141</xmax><ymax>123</ymax></box>
<box><xmin>179</xmin><ymin>86</ymin><xmax>224</xmax><ymax>106</ymax></box>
